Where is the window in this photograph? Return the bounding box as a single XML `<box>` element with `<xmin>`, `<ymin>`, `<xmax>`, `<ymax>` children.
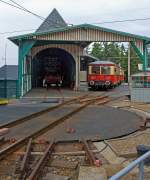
<box><xmin>80</xmin><ymin>56</ymin><xmax>95</xmax><ymax>71</ymax></box>
<box><xmin>101</xmin><ymin>66</ymin><xmax>110</xmax><ymax>75</ymax></box>
<box><xmin>80</xmin><ymin>57</ymin><xmax>87</xmax><ymax>71</ymax></box>
<box><xmin>91</xmin><ymin>66</ymin><xmax>100</xmax><ymax>74</ymax></box>
<box><xmin>114</xmin><ymin>67</ymin><xmax>120</xmax><ymax>75</ymax></box>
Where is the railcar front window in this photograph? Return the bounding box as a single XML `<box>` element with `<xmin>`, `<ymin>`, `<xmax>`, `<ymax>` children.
<box><xmin>91</xmin><ymin>66</ymin><xmax>100</xmax><ymax>74</ymax></box>
<box><xmin>101</xmin><ymin>66</ymin><xmax>110</xmax><ymax>75</ymax></box>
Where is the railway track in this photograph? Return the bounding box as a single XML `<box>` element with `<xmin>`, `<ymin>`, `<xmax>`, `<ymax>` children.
<box><xmin>10</xmin><ymin>138</ymin><xmax>100</xmax><ymax>180</ymax></box>
<box><xmin>0</xmin><ymin>95</ymin><xmax>109</xmax><ymax>162</ymax></box>
<box><xmin>0</xmin><ymin>88</ymin><xmax>130</xmax><ymax>179</ymax></box>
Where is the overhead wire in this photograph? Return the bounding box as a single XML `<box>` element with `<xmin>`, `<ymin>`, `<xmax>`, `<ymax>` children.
<box><xmin>1</xmin><ymin>0</ymin><xmax>150</xmax><ymax>26</ymax></box>
<box><xmin>1</xmin><ymin>15</ymin><xmax>150</xmax><ymax>35</ymax></box>
<box><xmin>0</xmin><ymin>0</ymin><xmax>45</xmax><ymax>20</ymax></box>
<box><xmin>9</xmin><ymin>0</ymin><xmax>45</xmax><ymax>20</ymax></box>
<box><xmin>0</xmin><ymin>0</ymin><xmax>150</xmax><ymax>35</ymax></box>
<box><xmin>91</xmin><ymin>17</ymin><xmax>150</xmax><ymax>25</ymax></box>
<box><xmin>0</xmin><ymin>0</ymin><xmax>70</xmax><ymax>32</ymax></box>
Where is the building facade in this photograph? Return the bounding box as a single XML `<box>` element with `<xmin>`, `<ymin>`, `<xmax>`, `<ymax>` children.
<box><xmin>9</xmin><ymin>9</ymin><xmax>150</xmax><ymax>97</ymax></box>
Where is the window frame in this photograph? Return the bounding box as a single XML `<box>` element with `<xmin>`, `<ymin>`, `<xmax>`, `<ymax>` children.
<box><xmin>91</xmin><ymin>66</ymin><xmax>100</xmax><ymax>74</ymax></box>
<box><xmin>100</xmin><ymin>66</ymin><xmax>111</xmax><ymax>75</ymax></box>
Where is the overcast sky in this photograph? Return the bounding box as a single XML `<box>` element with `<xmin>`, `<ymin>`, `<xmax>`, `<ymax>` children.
<box><xmin>0</xmin><ymin>0</ymin><xmax>150</xmax><ymax>66</ymax></box>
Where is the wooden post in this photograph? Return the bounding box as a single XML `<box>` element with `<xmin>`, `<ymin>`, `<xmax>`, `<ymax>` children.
<box><xmin>75</xmin><ymin>56</ymin><xmax>79</xmax><ymax>91</ymax></box>
<box><xmin>128</xmin><ymin>42</ymin><xmax>131</xmax><ymax>84</ymax></box>
<box><xmin>128</xmin><ymin>42</ymin><xmax>132</xmax><ymax>99</ymax></box>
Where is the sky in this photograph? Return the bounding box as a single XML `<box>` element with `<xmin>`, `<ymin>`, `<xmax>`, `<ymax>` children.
<box><xmin>0</xmin><ymin>0</ymin><xmax>150</xmax><ymax>66</ymax></box>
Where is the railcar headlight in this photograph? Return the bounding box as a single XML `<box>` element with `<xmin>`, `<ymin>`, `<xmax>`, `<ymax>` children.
<box><xmin>105</xmin><ymin>81</ymin><xmax>110</xmax><ymax>85</ymax></box>
<box><xmin>90</xmin><ymin>81</ymin><xmax>95</xmax><ymax>85</ymax></box>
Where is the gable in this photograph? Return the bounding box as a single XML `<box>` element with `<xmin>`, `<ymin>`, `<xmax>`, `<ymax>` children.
<box><xmin>36</xmin><ymin>8</ymin><xmax>67</xmax><ymax>33</ymax></box>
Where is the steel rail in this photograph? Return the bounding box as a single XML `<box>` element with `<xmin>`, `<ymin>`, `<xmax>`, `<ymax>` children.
<box><xmin>0</xmin><ymin>95</ymin><xmax>107</xmax><ymax>161</ymax></box>
<box><xmin>81</xmin><ymin>138</ymin><xmax>100</xmax><ymax>166</ymax></box>
<box><xmin>19</xmin><ymin>138</ymin><xmax>32</xmax><ymax>180</ymax></box>
<box><xmin>0</xmin><ymin>94</ymin><xmax>88</xmax><ymax>129</ymax></box>
<box><xmin>28</xmin><ymin>140</ymin><xmax>55</xmax><ymax>180</ymax></box>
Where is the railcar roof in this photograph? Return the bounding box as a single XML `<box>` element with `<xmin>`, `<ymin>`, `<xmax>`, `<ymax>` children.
<box><xmin>89</xmin><ymin>60</ymin><xmax>115</xmax><ymax>65</ymax></box>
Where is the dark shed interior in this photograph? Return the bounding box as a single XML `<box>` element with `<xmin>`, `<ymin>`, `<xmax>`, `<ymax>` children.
<box><xmin>32</xmin><ymin>48</ymin><xmax>75</xmax><ymax>88</ymax></box>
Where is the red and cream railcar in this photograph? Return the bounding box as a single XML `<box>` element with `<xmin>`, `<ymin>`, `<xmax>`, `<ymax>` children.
<box><xmin>88</xmin><ymin>61</ymin><xmax>124</xmax><ymax>90</ymax></box>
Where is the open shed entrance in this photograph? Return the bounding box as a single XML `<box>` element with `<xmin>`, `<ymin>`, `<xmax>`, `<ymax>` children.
<box><xmin>32</xmin><ymin>48</ymin><xmax>76</xmax><ymax>88</ymax></box>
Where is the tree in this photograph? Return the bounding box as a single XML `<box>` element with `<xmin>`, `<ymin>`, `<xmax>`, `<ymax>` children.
<box><xmin>90</xmin><ymin>43</ymin><xmax>104</xmax><ymax>59</ymax></box>
<box><xmin>90</xmin><ymin>42</ymin><xmax>141</xmax><ymax>82</ymax></box>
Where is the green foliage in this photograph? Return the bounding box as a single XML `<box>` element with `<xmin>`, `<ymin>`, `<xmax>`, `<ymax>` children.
<box><xmin>90</xmin><ymin>42</ymin><xmax>141</xmax><ymax>82</ymax></box>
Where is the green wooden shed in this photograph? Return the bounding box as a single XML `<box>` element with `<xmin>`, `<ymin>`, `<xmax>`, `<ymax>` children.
<box><xmin>0</xmin><ymin>65</ymin><xmax>18</xmax><ymax>98</ymax></box>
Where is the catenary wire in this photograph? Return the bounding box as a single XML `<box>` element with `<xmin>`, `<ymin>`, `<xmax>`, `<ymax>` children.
<box><xmin>0</xmin><ymin>0</ymin><xmax>64</xmax><ymax>26</ymax></box>
<box><xmin>0</xmin><ymin>0</ymin><xmax>150</xmax><ymax>35</ymax></box>
<box><xmin>9</xmin><ymin>0</ymin><xmax>45</xmax><ymax>20</ymax></box>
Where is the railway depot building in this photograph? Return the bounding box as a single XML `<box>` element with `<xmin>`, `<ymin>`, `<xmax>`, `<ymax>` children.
<box><xmin>9</xmin><ymin>8</ymin><xmax>150</xmax><ymax>97</ymax></box>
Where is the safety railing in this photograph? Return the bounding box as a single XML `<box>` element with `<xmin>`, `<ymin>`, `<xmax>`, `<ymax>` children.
<box><xmin>109</xmin><ymin>150</ymin><xmax>150</xmax><ymax>180</ymax></box>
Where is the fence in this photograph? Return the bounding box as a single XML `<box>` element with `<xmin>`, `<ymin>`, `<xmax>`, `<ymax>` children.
<box><xmin>109</xmin><ymin>150</ymin><xmax>150</xmax><ymax>180</ymax></box>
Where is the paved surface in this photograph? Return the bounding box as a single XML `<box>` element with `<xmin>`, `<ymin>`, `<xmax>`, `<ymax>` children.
<box><xmin>0</xmin><ymin>85</ymin><xmax>134</xmax><ymax>141</ymax></box>
<box><xmin>23</xmin><ymin>88</ymin><xmax>88</xmax><ymax>98</ymax></box>
<box><xmin>4</xmin><ymin>105</ymin><xmax>81</xmax><ymax>140</ymax></box>
<box><xmin>0</xmin><ymin>102</ymin><xmax>59</xmax><ymax>125</ymax></box>
<box><xmin>0</xmin><ymin>85</ymin><xmax>129</xmax><ymax>125</ymax></box>
<box><xmin>23</xmin><ymin>84</ymin><xmax>129</xmax><ymax>99</ymax></box>
<box><xmin>0</xmin><ymin>103</ymin><xmax>141</xmax><ymax>142</ymax></box>
<box><xmin>40</xmin><ymin>106</ymin><xmax>141</xmax><ymax>141</ymax></box>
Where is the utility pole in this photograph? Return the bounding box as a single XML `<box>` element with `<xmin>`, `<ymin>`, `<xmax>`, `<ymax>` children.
<box><xmin>4</xmin><ymin>43</ymin><xmax>7</xmax><ymax>98</ymax></box>
<box><xmin>128</xmin><ymin>42</ymin><xmax>131</xmax><ymax>98</ymax></box>
<box><xmin>128</xmin><ymin>42</ymin><xmax>131</xmax><ymax>84</ymax></box>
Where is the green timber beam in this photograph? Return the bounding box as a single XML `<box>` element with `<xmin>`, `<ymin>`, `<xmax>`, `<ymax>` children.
<box><xmin>130</xmin><ymin>41</ymin><xmax>148</xmax><ymax>71</ymax></box>
<box><xmin>146</xmin><ymin>40</ymin><xmax>150</xmax><ymax>45</ymax></box>
<box><xmin>18</xmin><ymin>40</ymin><xmax>36</xmax><ymax>98</ymax></box>
<box><xmin>143</xmin><ymin>41</ymin><xmax>148</xmax><ymax>71</ymax></box>
<box><xmin>130</xmin><ymin>41</ymin><xmax>144</xmax><ymax>62</ymax></box>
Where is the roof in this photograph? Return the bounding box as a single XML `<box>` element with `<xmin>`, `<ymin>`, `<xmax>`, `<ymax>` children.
<box><xmin>9</xmin><ymin>24</ymin><xmax>150</xmax><ymax>45</ymax></box>
<box><xmin>89</xmin><ymin>60</ymin><xmax>115</xmax><ymax>65</ymax></box>
<box><xmin>8</xmin><ymin>8</ymin><xmax>150</xmax><ymax>45</ymax></box>
<box><xmin>36</xmin><ymin>8</ymin><xmax>67</xmax><ymax>33</ymax></box>
<box><xmin>0</xmin><ymin>65</ymin><xmax>18</xmax><ymax>80</ymax></box>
